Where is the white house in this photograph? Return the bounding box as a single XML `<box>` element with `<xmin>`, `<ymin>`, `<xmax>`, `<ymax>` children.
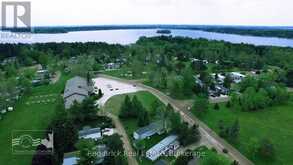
<box><xmin>146</xmin><ymin>135</ymin><xmax>180</xmax><ymax>161</ymax></box>
<box><xmin>104</xmin><ymin>63</ymin><xmax>120</xmax><ymax>70</ymax></box>
<box><xmin>63</xmin><ymin>145</ymin><xmax>107</xmax><ymax>165</ymax></box>
<box><xmin>229</xmin><ymin>72</ymin><xmax>246</xmax><ymax>83</ymax></box>
<box><xmin>78</xmin><ymin>127</ymin><xmax>102</xmax><ymax>140</ymax></box>
<box><xmin>211</xmin><ymin>73</ymin><xmax>225</xmax><ymax>84</ymax></box>
<box><xmin>133</xmin><ymin>121</ymin><xmax>164</xmax><ymax>140</ymax></box>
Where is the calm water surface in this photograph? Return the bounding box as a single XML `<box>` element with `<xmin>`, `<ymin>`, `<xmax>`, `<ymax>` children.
<box><xmin>1</xmin><ymin>29</ymin><xmax>293</xmax><ymax>47</ymax></box>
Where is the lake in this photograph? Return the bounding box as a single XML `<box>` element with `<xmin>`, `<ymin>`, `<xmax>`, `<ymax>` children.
<box><xmin>1</xmin><ymin>29</ymin><xmax>293</xmax><ymax>47</ymax></box>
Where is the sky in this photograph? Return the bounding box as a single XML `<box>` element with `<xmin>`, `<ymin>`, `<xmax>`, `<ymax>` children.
<box><xmin>1</xmin><ymin>0</ymin><xmax>293</xmax><ymax>26</ymax></box>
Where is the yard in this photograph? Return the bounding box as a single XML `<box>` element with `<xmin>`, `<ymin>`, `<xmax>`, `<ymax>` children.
<box><xmin>104</xmin><ymin>91</ymin><xmax>175</xmax><ymax>165</ymax></box>
<box><xmin>0</xmin><ymin>73</ymin><xmax>70</xmax><ymax>165</ymax></box>
<box><xmin>194</xmin><ymin>146</ymin><xmax>231</xmax><ymax>164</ymax></box>
<box><xmin>196</xmin><ymin>96</ymin><xmax>293</xmax><ymax>165</ymax></box>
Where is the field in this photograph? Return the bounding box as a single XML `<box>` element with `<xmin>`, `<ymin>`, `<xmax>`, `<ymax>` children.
<box><xmin>196</xmin><ymin>96</ymin><xmax>293</xmax><ymax>165</ymax></box>
<box><xmin>102</xmin><ymin>67</ymin><xmax>148</xmax><ymax>80</ymax></box>
<box><xmin>0</xmin><ymin>73</ymin><xmax>70</xmax><ymax>165</ymax></box>
<box><xmin>195</xmin><ymin>146</ymin><xmax>231</xmax><ymax>164</ymax></box>
<box><xmin>104</xmin><ymin>91</ymin><xmax>175</xmax><ymax>165</ymax></box>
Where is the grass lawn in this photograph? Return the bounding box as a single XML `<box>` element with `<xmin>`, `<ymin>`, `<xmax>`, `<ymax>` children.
<box><xmin>104</xmin><ymin>91</ymin><xmax>176</xmax><ymax>165</ymax></box>
<box><xmin>0</xmin><ymin>73</ymin><xmax>70</xmax><ymax>165</ymax></box>
<box><xmin>102</xmin><ymin>67</ymin><xmax>148</xmax><ymax>80</ymax></box>
<box><xmin>195</xmin><ymin>96</ymin><xmax>293</xmax><ymax>165</ymax></box>
<box><xmin>194</xmin><ymin>146</ymin><xmax>231</xmax><ymax>164</ymax></box>
<box><xmin>104</xmin><ymin>91</ymin><xmax>165</xmax><ymax>116</ymax></box>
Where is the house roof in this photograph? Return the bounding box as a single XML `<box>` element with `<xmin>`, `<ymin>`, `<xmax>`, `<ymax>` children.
<box><xmin>146</xmin><ymin>135</ymin><xmax>178</xmax><ymax>161</ymax></box>
<box><xmin>78</xmin><ymin>127</ymin><xmax>101</xmax><ymax>137</ymax></box>
<box><xmin>135</xmin><ymin>121</ymin><xmax>164</xmax><ymax>136</ymax></box>
<box><xmin>64</xmin><ymin>76</ymin><xmax>90</xmax><ymax>99</ymax></box>
<box><xmin>63</xmin><ymin>145</ymin><xmax>107</xmax><ymax>165</ymax></box>
<box><xmin>230</xmin><ymin>72</ymin><xmax>246</xmax><ymax>77</ymax></box>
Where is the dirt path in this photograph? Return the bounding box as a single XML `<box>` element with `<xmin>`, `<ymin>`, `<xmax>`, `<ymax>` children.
<box><xmin>98</xmin><ymin>74</ymin><xmax>254</xmax><ymax>165</ymax></box>
<box><xmin>103</xmin><ymin>112</ymin><xmax>138</xmax><ymax>165</ymax></box>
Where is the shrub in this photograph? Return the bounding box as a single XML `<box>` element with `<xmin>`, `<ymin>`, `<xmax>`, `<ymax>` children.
<box><xmin>226</xmin><ymin>101</ymin><xmax>231</xmax><ymax>108</ymax></box>
<box><xmin>214</xmin><ymin>103</ymin><xmax>220</xmax><ymax>110</ymax></box>
<box><xmin>222</xmin><ymin>148</ymin><xmax>229</xmax><ymax>154</ymax></box>
<box><xmin>211</xmin><ymin>147</ymin><xmax>217</xmax><ymax>153</ymax></box>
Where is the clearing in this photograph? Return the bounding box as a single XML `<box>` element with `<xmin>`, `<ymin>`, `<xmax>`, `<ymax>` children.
<box><xmin>196</xmin><ymin>96</ymin><xmax>293</xmax><ymax>165</ymax></box>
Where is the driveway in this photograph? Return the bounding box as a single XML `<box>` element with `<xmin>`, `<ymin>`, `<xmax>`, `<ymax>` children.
<box><xmin>105</xmin><ymin>112</ymin><xmax>138</xmax><ymax>165</ymax></box>
<box><xmin>93</xmin><ymin>77</ymin><xmax>141</xmax><ymax>165</ymax></box>
<box><xmin>92</xmin><ymin>77</ymin><xmax>144</xmax><ymax>106</ymax></box>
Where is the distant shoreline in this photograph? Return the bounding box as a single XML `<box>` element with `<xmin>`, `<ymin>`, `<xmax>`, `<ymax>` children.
<box><xmin>2</xmin><ymin>25</ymin><xmax>293</xmax><ymax>39</ymax></box>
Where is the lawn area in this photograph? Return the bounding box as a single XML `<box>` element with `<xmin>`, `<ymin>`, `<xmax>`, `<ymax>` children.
<box><xmin>196</xmin><ymin>96</ymin><xmax>293</xmax><ymax>165</ymax></box>
<box><xmin>104</xmin><ymin>91</ymin><xmax>165</xmax><ymax>116</ymax></box>
<box><xmin>102</xmin><ymin>67</ymin><xmax>148</xmax><ymax>80</ymax></box>
<box><xmin>104</xmin><ymin>91</ymin><xmax>175</xmax><ymax>165</ymax></box>
<box><xmin>0</xmin><ymin>73</ymin><xmax>70</xmax><ymax>165</ymax></box>
<box><xmin>194</xmin><ymin>146</ymin><xmax>231</xmax><ymax>164</ymax></box>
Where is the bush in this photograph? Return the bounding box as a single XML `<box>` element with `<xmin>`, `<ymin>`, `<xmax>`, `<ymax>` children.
<box><xmin>214</xmin><ymin>103</ymin><xmax>220</xmax><ymax>110</ymax></box>
<box><xmin>257</xmin><ymin>138</ymin><xmax>275</xmax><ymax>160</ymax></box>
<box><xmin>211</xmin><ymin>147</ymin><xmax>217</xmax><ymax>153</ymax></box>
<box><xmin>222</xmin><ymin>148</ymin><xmax>229</xmax><ymax>154</ymax></box>
<box><xmin>226</xmin><ymin>101</ymin><xmax>231</xmax><ymax>108</ymax></box>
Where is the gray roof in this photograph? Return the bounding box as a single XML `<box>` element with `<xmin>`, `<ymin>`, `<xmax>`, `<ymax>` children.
<box><xmin>146</xmin><ymin>135</ymin><xmax>179</xmax><ymax>161</ymax></box>
<box><xmin>63</xmin><ymin>145</ymin><xmax>107</xmax><ymax>165</ymax></box>
<box><xmin>78</xmin><ymin>127</ymin><xmax>101</xmax><ymax>137</ymax></box>
<box><xmin>135</xmin><ymin>121</ymin><xmax>164</xmax><ymax>135</ymax></box>
<box><xmin>64</xmin><ymin>76</ymin><xmax>90</xmax><ymax>99</ymax></box>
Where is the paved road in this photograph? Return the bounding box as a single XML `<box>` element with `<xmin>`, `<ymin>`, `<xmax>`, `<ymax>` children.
<box><xmin>98</xmin><ymin>74</ymin><xmax>254</xmax><ymax>165</ymax></box>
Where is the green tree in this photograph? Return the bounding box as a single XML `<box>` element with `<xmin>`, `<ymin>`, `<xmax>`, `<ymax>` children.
<box><xmin>223</xmin><ymin>75</ymin><xmax>233</xmax><ymax>88</ymax></box>
<box><xmin>137</xmin><ymin>110</ymin><xmax>150</xmax><ymax>127</ymax></box>
<box><xmin>169</xmin><ymin>110</ymin><xmax>181</xmax><ymax>132</ymax></box>
<box><xmin>257</xmin><ymin>138</ymin><xmax>275</xmax><ymax>160</ymax></box>
<box><xmin>170</xmin><ymin>77</ymin><xmax>184</xmax><ymax>98</ymax></box>
<box><xmin>286</xmin><ymin>69</ymin><xmax>293</xmax><ymax>87</ymax></box>
<box><xmin>201</xmin><ymin>150</ymin><xmax>230</xmax><ymax>165</ymax></box>
<box><xmin>192</xmin><ymin>95</ymin><xmax>208</xmax><ymax>116</ymax></box>
<box><xmin>182</xmin><ymin>66</ymin><xmax>195</xmax><ymax>96</ymax></box>
<box><xmin>174</xmin><ymin>150</ymin><xmax>193</xmax><ymax>165</ymax></box>
<box><xmin>247</xmin><ymin>138</ymin><xmax>259</xmax><ymax>160</ymax></box>
<box><xmin>50</xmin><ymin>103</ymin><xmax>78</xmax><ymax>164</ymax></box>
<box><xmin>214</xmin><ymin>103</ymin><xmax>220</xmax><ymax>110</ymax></box>
<box><xmin>150</xmin><ymin>99</ymin><xmax>160</xmax><ymax>116</ymax></box>
<box><xmin>229</xmin><ymin>119</ymin><xmax>240</xmax><ymax>141</ymax></box>
<box><xmin>132</xmin><ymin>96</ymin><xmax>142</xmax><ymax>115</ymax></box>
<box><xmin>133</xmin><ymin>140</ymin><xmax>146</xmax><ymax>158</ymax></box>
<box><xmin>119</xmin><ymin>95</ymin><xmax>133</xmax><ymax>118</ymax></box>
<box><xmin>104</xmin><ymin>134</ymin><xmax>126</xmax><ymax>165</ymax></box>
<box><xmin>98</xmin><ymin>89</ymin><xmax>103</xmax><ymax>98</ymax></box>
<box><xmin>75</xmin><ymin>139</ymin><xmax>97</xmax><ymax>165</ymax></box>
